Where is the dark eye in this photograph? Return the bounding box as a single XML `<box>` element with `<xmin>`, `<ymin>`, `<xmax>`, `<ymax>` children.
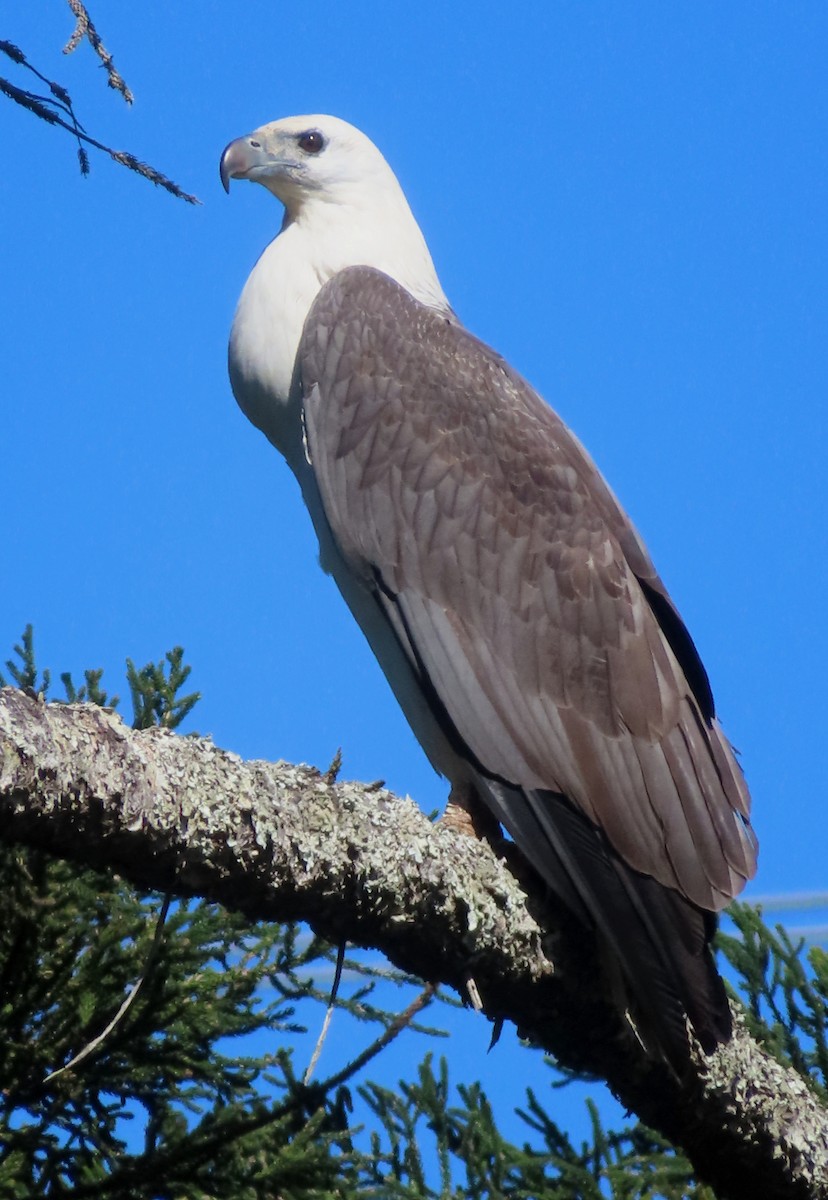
<box><xmin>296</xmin><ymin>130</ymin><xmax>325</xmax><ymax>154</ymax></box>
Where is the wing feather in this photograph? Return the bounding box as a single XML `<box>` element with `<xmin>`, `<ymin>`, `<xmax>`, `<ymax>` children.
<box><xmin>299</xmin><ymin>267</ymin><xmax>757</xmax><ymax>916</ymax></box>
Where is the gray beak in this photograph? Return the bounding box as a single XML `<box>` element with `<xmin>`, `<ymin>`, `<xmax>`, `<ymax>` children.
<box><xmin>220</xmin><ymin>136</ymin><xmax>263</xmax><ymax>193</ymax></box>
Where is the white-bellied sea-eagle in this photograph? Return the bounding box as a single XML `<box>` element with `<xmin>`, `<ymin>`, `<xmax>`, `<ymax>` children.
<box><xmin>221</xmin><ymin>114</ymin><xmax>758</xmax><ymax>1067</ymax></box>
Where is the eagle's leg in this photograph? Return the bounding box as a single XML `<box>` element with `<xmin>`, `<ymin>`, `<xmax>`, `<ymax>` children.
<box><xmin>440</xmin><ymin>782</ymin><xmax>501</xmax><ymax>842</ymax></box>
<box><xmin>439</xmin><ymin>783</ymin><xmax>505</xmax><ymax>1014</ymax></box>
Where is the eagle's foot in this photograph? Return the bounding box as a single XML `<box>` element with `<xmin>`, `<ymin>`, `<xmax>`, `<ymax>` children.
<box><xmin>440</xmin><ymin>784</ymin><xmax>501</xmax><ymax>842</ymax></box>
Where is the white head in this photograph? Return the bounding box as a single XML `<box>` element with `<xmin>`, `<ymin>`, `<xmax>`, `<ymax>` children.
<box><xmin>221</xmin><ymin>114</ymin><xmax>449</xmax><ymax>312</ymax></box>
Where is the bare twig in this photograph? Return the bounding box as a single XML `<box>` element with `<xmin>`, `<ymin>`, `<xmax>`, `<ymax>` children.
<box><xmin>1</xmin><ymin>26</ymin><xmax>198</xmax><ymax>202</ymax></box>
<box><xmin>0</xmin><ymin>73</ymin><xmax>199</xmax><ymax>203</ymax></box>
<box><xmin>43</xmin><ymin>895</ymin><xmax>171</xmax><ymax>1082</ymax></box>
<box><xmin>304</xmin><ymin>942</ymin><xmax>346</xmax><ymax>1084</ymax></box>
<box><xmin>63</xmin><ymin>0</ymin><xmax>134</xmax><ymax>103</ymax></box>
<box><xmin>317</xmin><ymin>984</ymin><xmax>437</xmax><ymax>1095</ymax></box>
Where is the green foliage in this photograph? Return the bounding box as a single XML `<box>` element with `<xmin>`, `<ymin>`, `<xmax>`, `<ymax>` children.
<box><xmin>719</xmin><ymin>902</ymin><xmax>828</xmax><ymax>1099</ymax></box>
<box><xmin>0</xmin><ymin>849</ymin><xmax>351</xmax><ymax>1198</ymax></box>
<box><xmin>0</xmin><ymin>624</ymin><xmax>50</xmax><ymax>695</ymax></box>
<box><xmin>60</xmin><ymin>668</ymin><xmax>116</xmax><ymax>710</ymax></box>
<box><xmin>0</xmin><ymin>625</ymin><xmax>195</xmax><ymax>730</ymax></box>
<box><xmin>126</xmin><ymin>647</ymin><xmax>200</xmax><ymax>731</ymax></box>
<box><xmin>352</xmin><ymin>1054</ymin><xmax>715</xmax><ymax>1199</ymax></box>
<box><xmin>0</xmin><ymin>628</ymin><xmax>445</xmax><ymax>1198</ymax></box>
<box><xmin>1</xmin><ymin>626</ymin><xmax>826</xmax><ymax>1198</ymax></box>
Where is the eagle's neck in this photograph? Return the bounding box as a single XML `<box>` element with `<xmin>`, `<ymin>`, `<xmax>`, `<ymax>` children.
<box><xmin>228</xmin><ymin>202</ymin><xmax>449</xmax><ymax>465</ymax></box>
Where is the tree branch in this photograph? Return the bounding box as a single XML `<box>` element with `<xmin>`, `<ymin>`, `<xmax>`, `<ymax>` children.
<box><xmin>0</xmin><ymin>687</ymin><xmax>825</xmax><ymax>1200</ymax></box>
<box><xmin>63</xmin><ymin>0</ymin><xmax>134</xmax><ymax>104</ymax></box>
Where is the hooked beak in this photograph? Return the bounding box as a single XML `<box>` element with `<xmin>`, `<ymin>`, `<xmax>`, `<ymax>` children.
<box><xmin>220</xmin><ymin>136</ymin><xmax>266</xmax><ymax>193</ymax></box>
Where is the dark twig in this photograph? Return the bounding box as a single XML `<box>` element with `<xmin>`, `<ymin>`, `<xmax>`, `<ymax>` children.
<box><xmin>0</xmin><ymin>73</ymin><xmax>199</xmax><ymax>203</ymax></box>
<box><xmin>1</xmin><ymin>26</ymin><xmax>198</xmax><ymax>202</ymax></box>
<box><xmin>317</xmin><ymin>984</ymin><xmax>437</xmax><ymax>1095</ymax></box>
<box><xmin>43</xmin><ymin>895</ymin><xmax>172</xmax><ymax>1083</ymax></box>
<box><xmin>304</xmin><ymin>943</ymin><xmax>346</xmax><ymax>1083</ymax></box>
<box><xmin>63</xmin><ymin>0</ymin><xmax>134</xmax><ymax>104</ymax></box>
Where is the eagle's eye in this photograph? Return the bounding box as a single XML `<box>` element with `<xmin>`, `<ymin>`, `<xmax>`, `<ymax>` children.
<box><xmin>297</xmin><ymin>130</ymin><xmax>325</xmax><ymax>154</ymax></box>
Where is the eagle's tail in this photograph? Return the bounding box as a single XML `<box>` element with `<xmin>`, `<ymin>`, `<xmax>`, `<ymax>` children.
<box><xmin>479</xmin><ymin>777</ymin><xmax>730</xmax><ymax>1068</ymax></box>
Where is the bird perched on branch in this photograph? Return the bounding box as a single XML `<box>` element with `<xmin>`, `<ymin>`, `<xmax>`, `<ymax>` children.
<box><xmin>221</xmin><ymin>114</ymin><xmax>758</xmax><ymax>1067</ymax></box>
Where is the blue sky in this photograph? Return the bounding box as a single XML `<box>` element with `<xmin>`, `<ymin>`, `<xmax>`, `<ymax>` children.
<box><xmin>3</xmin><ymin>0</ymin><xmax>827</xmax><ymax>1154</ymax></box>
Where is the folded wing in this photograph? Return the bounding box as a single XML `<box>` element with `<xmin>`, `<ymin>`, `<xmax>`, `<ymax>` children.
<box><xmin>298</xmin><ymin>265</ymin><xmax>758</xmax><ymax>1058</ymax></box>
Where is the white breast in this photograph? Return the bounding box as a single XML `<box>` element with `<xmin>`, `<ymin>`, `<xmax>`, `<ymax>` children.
<box><xmin>228</xmin><ymin>225</ymin><xmax>322</xmax><ymax>467</ymax></box>
<box><xmin>229</xmin><ymin>198</ymin><xmax>450</xmax><ymax>467</ymax></box>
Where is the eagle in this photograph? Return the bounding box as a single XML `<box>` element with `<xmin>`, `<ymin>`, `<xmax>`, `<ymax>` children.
<box><xmin>221</xmin><ymin>114</ymin><xmax>758</xmax><ymax>1065</ymax></box>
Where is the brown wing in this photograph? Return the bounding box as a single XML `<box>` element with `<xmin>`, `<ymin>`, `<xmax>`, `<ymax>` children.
<box><xmin>299</xmin><ymin>267</ymin><xmax>756</xmax><ymax>918</ymax></box>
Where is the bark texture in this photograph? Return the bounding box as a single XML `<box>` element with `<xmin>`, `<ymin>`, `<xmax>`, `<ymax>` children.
<box><xmin>1</xmin><ymin>687</ymin><xmax>826</xmax><ymax>1199</ymax></box>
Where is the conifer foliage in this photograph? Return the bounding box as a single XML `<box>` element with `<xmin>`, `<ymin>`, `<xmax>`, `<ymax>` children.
<box><xmin>0</xmin><ymin>627</ymin><xmax>826</xmax><ymax>1198</ymax></box>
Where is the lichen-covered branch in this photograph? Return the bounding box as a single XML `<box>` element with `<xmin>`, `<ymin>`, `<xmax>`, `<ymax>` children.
<box><xmin>0</xmin><ymin>687</ymin><xmax>825</xmax><ymax>1200</ymax></box>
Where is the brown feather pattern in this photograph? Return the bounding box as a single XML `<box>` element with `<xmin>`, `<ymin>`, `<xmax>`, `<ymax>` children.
<box><xmin>298</xmin><ymin>265</ymin><xmax>758</xmax><ymax>1059</ymax></box>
